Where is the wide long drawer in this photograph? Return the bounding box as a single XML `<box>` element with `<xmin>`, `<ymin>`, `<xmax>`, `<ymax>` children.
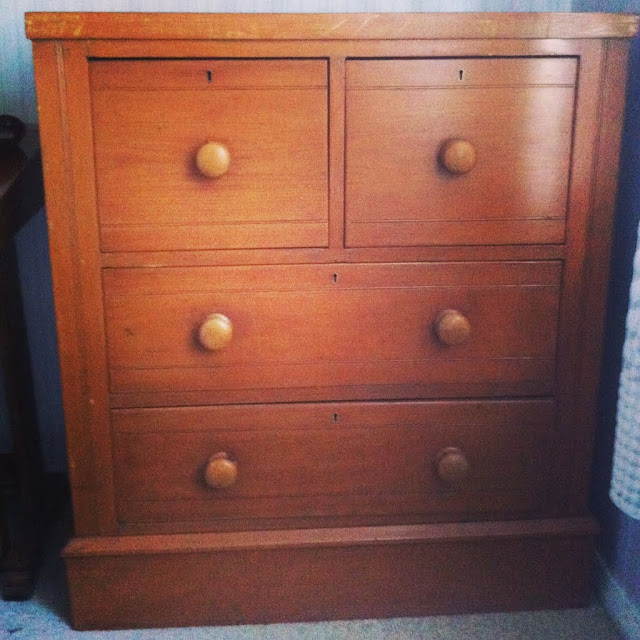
<box><xmin>104</xmin><ymin>261</ymin><xmax>561</xmax><ymax>404</ymax></box>
<box><xmin>112</xmin><ymin>399</ymin><xmax>558</xmax><ymax>530</ymax></box>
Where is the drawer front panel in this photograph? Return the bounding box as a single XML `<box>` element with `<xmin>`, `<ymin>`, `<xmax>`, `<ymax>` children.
<box><xmin>346</xmin><ymin>58</ymin><xmax>576</xmax><ymax>247</ymax></box>
<box><xmin>112</xmin><ymin>400</ymin><xmax>557</xmax><ymax>526</ymax></box>
<box><xmin>90</xmin><ymin>59</ymin><xmax>328</xmax><ymax>251</ymax></box>
<box><xmin>104</xmin><ymin>262</ymin><xmax>561</xmax><ymax>401</ymax></box>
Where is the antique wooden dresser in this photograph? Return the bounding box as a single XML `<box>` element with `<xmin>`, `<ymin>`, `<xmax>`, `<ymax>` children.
<box><xmin>26</xmin><ymin>12</ymin><xmax>639</xmax><ymax>630</ymax></box>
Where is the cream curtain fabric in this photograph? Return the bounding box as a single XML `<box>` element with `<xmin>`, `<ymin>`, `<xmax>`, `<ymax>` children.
<box><xmin>611</xmin><ymin>233</ymin><xmax>640</xmax><ymax>520</ymax></box>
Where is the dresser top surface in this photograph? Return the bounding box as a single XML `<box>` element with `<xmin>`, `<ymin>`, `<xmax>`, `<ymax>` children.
<box><xmin>25</xmin><ymin>11</ymin><xmax>639</xmax><ymax>42</ymax></box>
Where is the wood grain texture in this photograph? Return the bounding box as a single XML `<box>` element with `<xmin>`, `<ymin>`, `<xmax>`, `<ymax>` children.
<box><xmin>64</xmin><ymin>520</ymin><xmax>596</xmax><ymax>630</ymax></box>
<box><xmin>103</xmin><ymin>262</ymin><xmax>561</xmax><ymax>399</ymax></box>
<box><xmin>63</xmin><ymin>517</ymin><xmax>600</xmax><ymax>556</ymax></box>
<box><xmin>109</xmin><ymin>361</ymin><xmax>556</xmax><ymax>406</ymax></box>
<box><xmin>31</xmin><ymin>41</ymin><xmax>116</xmax><ymax>536</ymax></box>
<box><xmin>91</xmin><ymin>59</ymin><xmax>328</xmax><ymax>252</ymax></box>
<box><xmin>100</xmin><ymin>223</ymin><xmax>328</xmax><ymax>253</ymax></box>
<box><xmin>84</xmin><ymin>37</ymin><xmax>590</xmax><ymax>60</ymax></box>
<box><xmin>26</xmin><ymin>12</ymin><xmax>639</xmax><ymax>41</ymax></box>
<box><xmin>100</xmin><ymin>245</ymin><xmax>566</xmax><ymax>268</ymax></box>
<box><xmin>328</xmin><ymin>56</ymin><xmax>346</xmax><ymax>249</ymax></box>
<box><xmin>112</xmin><ymin>399</ymin><xmax>556</xmax><ymax>527</ymax></box>
<box><xmin>346</xmin><ymin>59</ymin><xmax>575</xmax><ymax>247</ymax></box>
<box><xmin>90</xmin><ymin>58</ymin><xmax>327</xmax><ymax>90</ymax></box>
<box><xmin>551</xmin><ymin>39</ymin><xmax>610</xmax><ymax>516</ymax></box>
<box><xmin>567</xmin><ymin>39</ymin><xmax>632</xmax><ymax>514</ymax></box>
<box><xmin>25</xmin><ymin>11</ymin><xmax>637</xmax><ymax>629</ymax></box>
<box><xmin>347</xmin><ymin>56</ymin><xmax>577</xmax><ymax>87</ymax></box>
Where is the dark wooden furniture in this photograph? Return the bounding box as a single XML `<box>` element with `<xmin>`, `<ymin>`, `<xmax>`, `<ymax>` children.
<box><xmin>26</xmin><ymin>12</ymin><xmax>639</xmax><ymax>630</ymax></box>
<box><xmin>0</xmin><ymin>129</ymin><xmax>45</xmax><ymax>600</ymax></box>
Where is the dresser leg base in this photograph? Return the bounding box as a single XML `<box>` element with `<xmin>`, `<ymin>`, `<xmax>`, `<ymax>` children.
<box><xmin>63</xmin><ymin>518</ymin><xmax>597</xmax><ymax>631</ymax></box>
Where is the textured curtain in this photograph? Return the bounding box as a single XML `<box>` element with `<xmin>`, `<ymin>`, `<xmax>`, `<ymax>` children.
<box><xmin>611</xmin><ymin>242</ymin><xmax>640</xmax><ymax>520</ymax></box>
<box><xmin>610</xmin><ymin>34</ymin><xmax>640</xmax><ymax>521</ymax></box>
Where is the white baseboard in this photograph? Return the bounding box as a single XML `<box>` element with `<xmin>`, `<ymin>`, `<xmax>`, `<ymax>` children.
<box><xmin>594</xmin><ymin>552</ymin><xmax>640</xmax><ymax>640</ymax></box>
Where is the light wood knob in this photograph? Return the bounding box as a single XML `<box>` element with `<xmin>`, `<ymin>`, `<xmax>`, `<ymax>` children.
<box><xmin>439</xmin><ymin>139</ymin><xmax>477</xmax><ymax>175</ymax></box>
<box><xmin>435</xmin><ymin>447</ymin><xmax>470</xmax><ymax>485</ymax></box>
<box><xmin>204</xmin><ymin>452</ymin><xmax>238</xmax><ymax>489</ymax></box>
<box><xmin>195</xmin><ymin>142</ymin><xmax>231</xmax><ymax>178</ymax></box>
<box><xmin>199</xmin><ymin>313</ymin><xmax>233</xmax><ymax>351</ymax></box>
<box><xmin>435</xmin><ymin>309</ymin><xmax>471</xmax><ymax>346</ymax></box>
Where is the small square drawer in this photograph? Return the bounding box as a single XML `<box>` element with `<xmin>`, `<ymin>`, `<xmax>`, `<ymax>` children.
<box><xmin>90</xmin><ymin>59</ymin><xmax>328</xmax><ymax>251</ymax></box>
<box><xmin>104</xmin><ymin>261</ymin><xmax>561</xmax><ymax>404</ymax></box>
<box><xmin>345</xmin><ymin>57</ymin><xmax>576</xmax><ymax>247</ymax></box>
<box><xmin>112</xmin><ymin>399</ymin><xmax>558</xmax><ymax>529</ymax></box>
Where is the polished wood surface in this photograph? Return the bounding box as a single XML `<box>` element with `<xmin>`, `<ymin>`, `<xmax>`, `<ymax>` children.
<box><xmin>80</xmin><ymin>38</ymin><xmax>610</xmax><ymax>64</ymax></box>
<box><xmin>347</xmin><ymin>57</ymin><xmax>578</xmax><ymax>88</ymax></box>
<box><xmin>27</xmin><ymin>11</ymin><xmax>636</xmax><ymax>630</ymax></box>
<box><xmin>100</xmin><ymin>244</ymin><xmax>566</xmax><ymax>268</ymax></box>
<box><xmin>346</xmin><ymin>58</ymin><xmax>575</xmax><ymax>247</ymax></box>
<box><xmin>90</xmin><ymin>58</ymin><xmax>327</xmax><ymax>89</ymax></box>
<box><xmin>64</xmin><ymin>519</ymin><xmax>596</xmax><ymax>630</ymax></box>
<box><xmin>26</xmin><ymin>12</ymin><xmax>639</xmax><ymax>40</ymax></box>
<box><xmin>32</xmin><ymin>41</ymin><xmax>117</xmax><ymax>536</ymax></box>
<box><xmin>104</xmin><ymin>262</ymin><xmax>560</xmax><ymax>399</ymax></box>
<box><xmin>564</xmin><ymin>40</ymin><xmax>632</xmax><ymax>514</ymax></box>
<box><xmin>63</xmin><ymin>517</ymin><xmax>600</xmax><ymax>555</ymax></box>
<box><xmin>112</xmin><ymin>399</ymin><xmax>556</xmax><ymax>526</ymax></box>
<box><xmin>90</xmin><ymin>59</ymin><xmax>328</xmax><ymax>251</ymax></box>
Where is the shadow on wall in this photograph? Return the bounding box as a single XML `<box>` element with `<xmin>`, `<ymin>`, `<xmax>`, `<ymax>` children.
<box><xmin>12</xmin><ymin>208</ymin><xmax>66</xmax><ymax>472</ymax></box>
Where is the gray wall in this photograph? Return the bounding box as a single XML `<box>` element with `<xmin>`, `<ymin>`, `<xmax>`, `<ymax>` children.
<box><xmin>572</xmin><ymin>0</ymin><xmax>639</xmax><ymax>11</ymax></box>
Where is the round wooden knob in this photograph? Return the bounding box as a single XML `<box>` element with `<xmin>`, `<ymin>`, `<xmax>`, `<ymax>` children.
<box><xmin>195</xmin><ymin>142</ymin><xmax>231</xmax><ymax>178</ymax></box>
<box><xmin>204</xmin><ymin>452</ymin><xmax>238</xmax><ymax>489</ymax></box>
<box><xmin>434</xmin><ymin>309</ymin><xmax>471</xmax><ymax>346</ymax></box>
<box><xmin>199</xmin><ymin>313</ymin><xmax>233</xmax><ymax>351</ymax></box>
<box><xmin>439</xmin><ymin>139</ymin><xmax>477</xmax><ymax>175</ymax></box>
<box><xmin>435</xmin><ymin>447</ymin><xmax>470</xmax><ymax>485</ymax></box>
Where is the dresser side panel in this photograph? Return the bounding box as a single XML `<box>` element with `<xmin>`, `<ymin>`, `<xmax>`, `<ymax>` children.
<box><xmin>31</xmin><ymin>40</ymin><xmax>116</xmax><ymax>535</ymax></box>
<box><xmin>569</xmin><ymin>39</ymin><xmax>631</xmax><ymax>512</ymax></box>
<box><xmin>551</xmin><ymin>40</ymin><xmax>602</xmax><ymax>514</ymax></box>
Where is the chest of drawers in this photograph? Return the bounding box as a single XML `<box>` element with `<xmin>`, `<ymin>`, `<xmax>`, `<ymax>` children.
<box><xmin>27</xmin><ymin>11</ymin><xmax>639</xmax><ymax>630</ymax></box>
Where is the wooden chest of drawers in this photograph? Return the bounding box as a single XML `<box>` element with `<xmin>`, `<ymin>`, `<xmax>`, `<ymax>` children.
<box><xmin>27</xmin><ymin>11</ymin><xmax>639</xmax><ymax>630</ymax></box>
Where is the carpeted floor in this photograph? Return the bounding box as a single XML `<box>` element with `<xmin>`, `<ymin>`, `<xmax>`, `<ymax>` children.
<box><xmin>0</xmin><ymin>519</ymin><xmax>624</xmax><ymax>640</ymax></box>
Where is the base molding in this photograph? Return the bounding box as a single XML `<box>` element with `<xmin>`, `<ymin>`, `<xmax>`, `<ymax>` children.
<box><xmin>64</xmin><ymin>518</ymin><xmax>598</xmax><ymax>631</ymax></box>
